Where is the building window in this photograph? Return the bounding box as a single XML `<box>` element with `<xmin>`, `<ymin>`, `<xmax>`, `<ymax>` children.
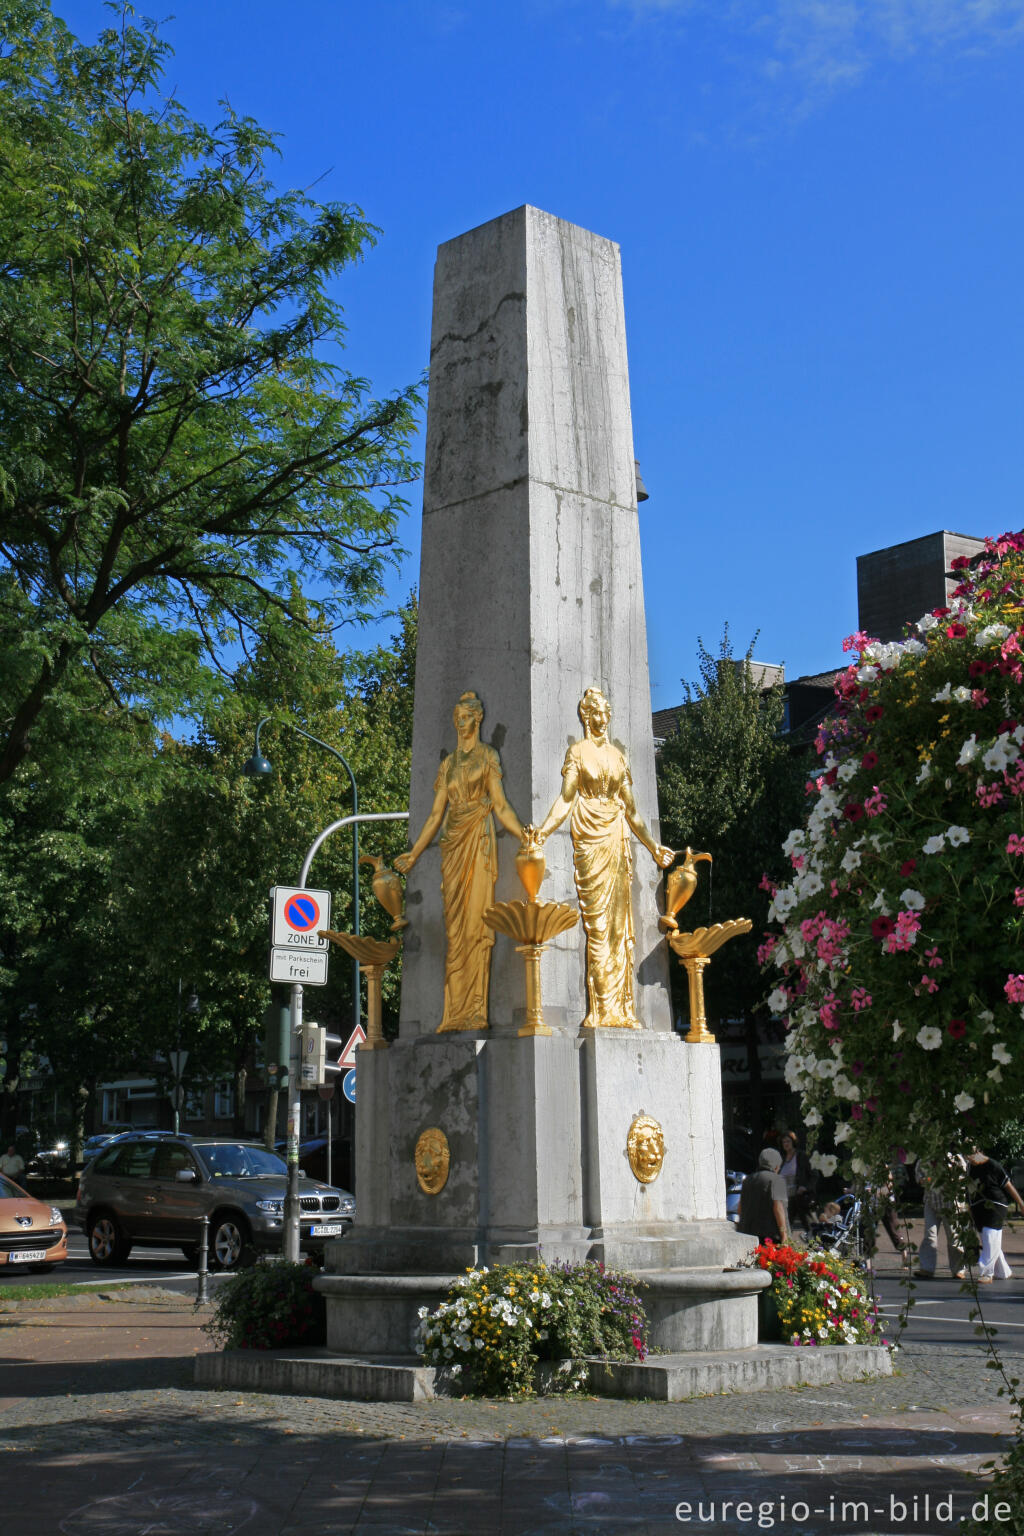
<box><xmin>102</xmin><ymin>1090</ymin><xmax>125</xmax><ymax>1124</ymax></box>
<box><xmin>184</xmin><ymin>1089</ymin><xmax>205</xmax><ymax>1122</ymax></box>
<box><xmin>214</xmin><ymin>1080</ymin><xmax>234</xmax><ymax>1119</ymax></box>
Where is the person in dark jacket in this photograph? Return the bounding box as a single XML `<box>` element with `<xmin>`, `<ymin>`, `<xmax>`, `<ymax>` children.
<box><xmin>967</xmin><ymin>1149</ymin><xmax>1024</xmax><ymax>1282</ymax></box>
<box><xmin>738</xmin><ymin>1148</ymin><xmax>790</xmax><ymax>1244</ymax></box>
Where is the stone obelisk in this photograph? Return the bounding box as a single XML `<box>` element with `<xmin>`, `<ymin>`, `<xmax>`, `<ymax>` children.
<box><xmin>400</xmin><ymin>204</ymin><xmax>670</xmax><ymax>1036</ymax></box>
<box><xmin>322</xmin><ymin>208</ymin><xmax>756</xmax><ymax>1356</ymax></box>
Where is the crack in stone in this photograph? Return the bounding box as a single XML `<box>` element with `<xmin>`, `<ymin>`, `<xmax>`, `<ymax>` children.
<box><xmin>430</xmin><ymin>292</ymin><xmax>527</xmax><ymax>358</ymax></box>
<box><xmin>425</xmin><ymin>476</ymin><xmax>636</xmax><ymax>518</ymax></box>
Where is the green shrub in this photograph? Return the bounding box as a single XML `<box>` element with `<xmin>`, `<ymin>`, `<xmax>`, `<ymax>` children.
<box><xmin>416</xmin><ymin>1259</ymin><xmax>648</xmax><ymax>1398</ymax></box>
<box><xmin>203</xmin><ymin>1258</ymin><xmax>325</xmax><ymax>1350</ymax></box>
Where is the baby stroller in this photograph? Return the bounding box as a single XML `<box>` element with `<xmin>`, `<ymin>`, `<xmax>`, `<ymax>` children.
<box><xmin>807</xmin><ymin>1193</ymin><xmax>863</xmax><ymax>1260</ymax></box>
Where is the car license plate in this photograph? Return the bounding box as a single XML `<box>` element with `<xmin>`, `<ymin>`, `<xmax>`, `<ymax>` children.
<box><xmin>9</xmin><ymin>1250</ymin><xmax>48</xmax><ymax>1263</ymax></box>
<box><xmin>309</xmin><ymin>1223</ymin><xmax>345</xmax><ymax>1238</ymax></box>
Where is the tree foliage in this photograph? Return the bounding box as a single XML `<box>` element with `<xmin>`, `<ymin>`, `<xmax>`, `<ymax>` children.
<box><xmin>0</xmin><ymin>0</ymin><xmax>421</xmax><ymax>783</ymax></box>
<box><xmin>656</xmin><ymin>630</ymin><xmax>806</xmax><ymax>1027</ymax></box>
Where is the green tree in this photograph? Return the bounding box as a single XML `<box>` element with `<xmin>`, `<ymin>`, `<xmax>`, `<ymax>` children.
<box><xmin>0</xmin><ymin>0</ymin><xmax>421</xmax><ymax>784</ymax></box>
<box><xmin>120</xmin><ymin>601</ymin><xmax>417</xmax><ymax>1118</ymax></box>
<box><xmin>656</xmin><ymin>631</ymin><xmax>807</xmax><ymax>1136</ymax></box>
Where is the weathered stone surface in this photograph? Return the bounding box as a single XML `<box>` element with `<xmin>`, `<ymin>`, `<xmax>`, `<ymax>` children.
<box><xmin>399</xmin><ymin>205</ymin><xmax>669</xmax><ymax>1040</ymax></box>
<box><xmin>586</xmin><ymin>1343</ymin><xmax>894</xmax><ymax>1402</ymax></box>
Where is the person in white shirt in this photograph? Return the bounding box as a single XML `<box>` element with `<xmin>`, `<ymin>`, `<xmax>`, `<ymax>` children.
<box><xmin>0</xmin><ymin>1145</ymin><xmax>26</xmax><ymax>1180</ymax></box>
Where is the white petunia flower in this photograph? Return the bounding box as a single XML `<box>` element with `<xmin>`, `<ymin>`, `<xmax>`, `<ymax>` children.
<box><xmin>923</xmin><ymin>834</ymin><xmax>946</xmax><ymax>855</ymax></box>
<box><xmin>840</xmin><ymin>848</ymin><xmax>862</xmax><ymax>873</ymax></box>
<box><xmin>946</xmin><ymin>825</ymin><xmax>970</xmax><ymax>846</ymax></box>
<box><xmin>851</xmin><ymin>1157</ymin><xmax>869</xmax><ymax>1176</ymax></box>
<box><xmin>810</xmin><ymin>1152</ymin><xmax>838</xmax><ymax>1177</ymax></box>
<box><xmin>782</xmin><ymin>828</ymin><xmax>806</xmax><ymax>857</ymax></box>
<box><xmin>804</xmin><ymin>1107</ymin><xmax>822</xmax><ymax>1127</ymax></box>
<box><xmin>954</xmin><ymin>1092</ymin><xmax>975</xmax><ymax>1113</ymax></box>
<box><xmin>871</xmin><ymin>889</ymin><xmax>890</xmax><ymax>911</ymax></box>
<box><xmin>832</xmin><ymin>1073</ymin><xmax>860</xmax><ymax>1100</ymax></box>
<box><xmin>767</xmin><ymin>987</ymin><xmax>789</xmax><ymax>1015</ymax></box>
<box><xmin>857</xmin><ymin>665</ymin><xmax>880</xmax><ymax>683</ymax></box>
<box><xmin>988</xmin><ymin>1066</ymin><xmax>1004</xmax><ymax>1084</ymax></box>
<box><xmin>837</xmin><ymin>760</ymin><xmax>858</xmax><ymax>783</ymax></box>
<box><xmin>916</xmin><ymin>759</ymin><xmax>932</xmax><ymax>783</ymax></box>
<box><xmin>993</xmin><ymin>1042</ymin><xmax>1013</xmax><ymax>1065</ymax></box>
<box><xmin>917</xmin><ymin>614</ymin><xmax>940</xmax><ymax>634</ymax></box>
<box><xmin>983</xmin><ymin>736</ymin><xmax>1020</xmax><ymax>774</ymax></box>
<box><xmin>834</xmin><ymin>1121</ymin><xmax>852</xmax><ymax>1144</ymax></box>
<box><xmin>976</xmin><ymin>623</ymin><xmax>1011</xmax><ymax>647</ymax></box>
<box><xmin>900</xmin><ymin>888</ymin><xmax>926</xmax><ymax>911</ymax></box>
<box><xmin>902</xmin><ymin>638</ymin><xmax>927</xmax><ymax>657</ymax></box>
<box><xmin>916</xmin><ymin>1025</ymin><xmax>942</xmax><ymax>1050</ymax></box>
<box><xmin>892</xmin><ymin>1019</ymin><xmax>903</xmax><ymax>1040</ymax></box>
<box><xmin>932</xmin><ymin>681</ymin><xmax>952</xmax><ymax>702</ymax></box>
<box><xmin>957</xmin><ymin>736</ymin><xmax>980</xmax><ymax>766</ymax></box>
<box><xmin>952</xmin><ymin>685</ymin><xmax>972</xmax><ymax>704</ymax></box>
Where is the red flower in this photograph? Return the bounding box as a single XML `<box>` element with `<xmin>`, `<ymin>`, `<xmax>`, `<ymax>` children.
<box><xmin>946</xmin><ymin>622</ymin><xmax>968</xmax><ymax>639</ymax></box>
<box><xmin>900</xmin><ymin>859</ymin><xmax>917</xmax><ymax>876</ymax></box>
<box><xmin>871</xmin><ymin>915</ymin><xmax>896</xmax><ymax>939</ymax></box>
<box><xmin>947</xmin><ymin>1018</ymin><xmax>967</xmax><ymax>1039</ymax></box>
<box><xmin>861</xmin><ymin>751</ymin><xmax>879</xmax><ymax>771</ymax></box>
<box><xmin>969</xmin><ymin>660</ymin><xmax>991</xmax><ymax>678</ymax></box>
<box><xmin>865</xmin><ymin>705</ymin><xmax>884</xmax><ymax>722</ymax></box>
<box><xmin>932</xmin><ymin>606</ymin><xmax>951</xmax><ymax>618</ymax></box>
<box><xmin>844</xmin><ymin>802</ymin><xmax>865</xmax><ymax>822</ymax></box>
<box><xmin>998</xmin><ymin>719</ymin><xmax>1019</xmax><ymax>736</ymax></box>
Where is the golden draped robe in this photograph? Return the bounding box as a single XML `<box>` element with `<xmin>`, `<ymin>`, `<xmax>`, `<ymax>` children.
<box><xmin>562</xmin><ymin>740</ymin><xmax>641</xmax><ymax>1030</ymax></box>
<box><xmin>436</xmin><ymin>742</ymin><xmax>501</xmax><ymax>1031</ymax></box>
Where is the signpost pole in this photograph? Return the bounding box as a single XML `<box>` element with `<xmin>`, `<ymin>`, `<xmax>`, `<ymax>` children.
<box><xmin>285</xmin><ymin>981</ymin><xmax>303</xmax><ymax>1263</ymax></box>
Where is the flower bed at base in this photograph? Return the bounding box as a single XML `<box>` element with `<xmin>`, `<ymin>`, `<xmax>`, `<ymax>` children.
<box><xmin>752</xmin><ymin>1241</ymin><xmax>889</xmax><ymax>1348</ymax></box>
<box><xmin>416</xmin><ymin>1260</ymin><xmax>648</xmax><ymax>1398</ymax></box>
<box><xmin>202</xmin><ymin>1258</ymin><xmax>326</xmax><ymax>1351</ymax></box>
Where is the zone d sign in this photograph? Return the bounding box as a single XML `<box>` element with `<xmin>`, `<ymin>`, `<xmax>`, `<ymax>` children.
<box><xmin>271</xmin><ymin>886</ymin><xmax>331</xmax><ymax>950</ymax></box>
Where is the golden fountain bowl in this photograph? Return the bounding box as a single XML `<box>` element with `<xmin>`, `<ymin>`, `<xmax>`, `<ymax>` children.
<box><xmin>668</xmin><ymin>918</ymin><xmax>752</xmax><ymax>960</ymax></box>
<box><xmin>318</xmin><ymin>929</ymin><xmax>401</xmax><ymax>967</ymax></box>
<box><xmin>482</xmin><ymin>899</ymin><xmax>579</xmax><ymax>946</ymax></box>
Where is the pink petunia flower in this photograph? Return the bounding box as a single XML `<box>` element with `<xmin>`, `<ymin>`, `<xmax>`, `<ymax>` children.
<box><xmin>1007</xmin><ymin>835</ymin><xmax>1024</xmax><ymax>856</ymax></box>
<box><xmin>1006</xmin><ymin>976</ymin><xmax>1024</xmax><ymax>1005</ymax></box>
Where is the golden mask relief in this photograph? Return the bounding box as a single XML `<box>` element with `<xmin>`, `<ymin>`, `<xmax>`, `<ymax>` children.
<box><xmin>395</xmin><ymin>692</ymin><xmax>524</xmax><ymax>1032</ymax></box>
<box><xmin>535</xmin><ymin>689</ymin><xmax>674</xmax><ymax>1031</ymax></box>
<box><xmin>414</xmin><ymin>1127</ymin><xmax>451</xmax><ymax>1195</ymax></box>
<box><xmin>627</xmin><ymin>1115</ymin><xmax>666</xmax><ymax>1183</ymax></box>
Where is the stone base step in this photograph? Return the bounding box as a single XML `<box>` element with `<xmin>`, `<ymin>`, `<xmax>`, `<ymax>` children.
<box><xmin>586</xmin><ymin>1343</ymin><xmax>892</xmax><ymax>1401</ymax></box>
<box><xmin>194</xmin><ymin>1341</ymin><xmax>891</xmax><ymax>1405</ymax></box>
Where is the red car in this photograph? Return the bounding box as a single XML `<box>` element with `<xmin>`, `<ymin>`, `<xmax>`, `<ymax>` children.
<box><xmin>0</xmin><ymin>1173</ymin><xmax>68</xmax><ymax>1273</ymax></box>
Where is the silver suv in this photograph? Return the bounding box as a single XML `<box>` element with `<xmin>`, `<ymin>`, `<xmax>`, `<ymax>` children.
<box><xmin>75</xmin><ymin>1133</ymin><xmax>355</xmax><ymax>1270</ymax></box>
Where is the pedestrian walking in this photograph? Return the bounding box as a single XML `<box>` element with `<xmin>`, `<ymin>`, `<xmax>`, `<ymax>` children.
<box><xmin>915</xmin><ymin>1152</ymin><xmax>968</xmax><ymax>1278</ymax></box>
<box><xmin>778</xmin><ymin>1130</ymin><xmax>816</xmax><ymax>1232</ymax></box>
<box><xmin>738</xmin><ymin>1148</ymin><xmax>790</xmax><ymax>1245</ymax></box>
<box><xmin>966</xmin><ymin>1148</ymin><xmax>1024</xmax><ymax>1283</ymax></box>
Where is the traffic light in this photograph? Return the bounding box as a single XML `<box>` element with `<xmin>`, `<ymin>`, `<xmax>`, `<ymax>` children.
<box><xmin>299</xmin><ymin>1023</ymin><xmax>344</xmax><ymax>1087</ymax></box>
<box><xmin>263</xmin><ymin>1001</ymin><xmax>290</xmax><ymax>1090</ymax></box>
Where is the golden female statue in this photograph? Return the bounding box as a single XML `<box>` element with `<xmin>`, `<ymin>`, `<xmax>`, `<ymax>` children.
<box><xmin>536</xmin><ymin>688</ymin><xmax>674</xmax><ymax>1030</ymax></box>
<box><xmin>395</xmin><ymin>691</ymin><xmax>524</xmax><ymax>1031</ymax></box>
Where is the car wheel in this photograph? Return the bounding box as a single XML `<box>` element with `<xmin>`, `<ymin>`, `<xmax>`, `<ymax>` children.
<box><xmin>88</xmin><ymin>1213</ymin><xmax>131</xmax><ymax>1266</ymax></box>
<box><xmin>209</xmin><ymin>1214</ymin><xmax>254</xmax><ymax>1271</ymax></box>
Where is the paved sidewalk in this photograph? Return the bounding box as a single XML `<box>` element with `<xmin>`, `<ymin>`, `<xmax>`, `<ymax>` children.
<box><xmin>0</xmin><ymin>1242</ymin><xmax>1019</xmax><ymax>1535</ymax></box>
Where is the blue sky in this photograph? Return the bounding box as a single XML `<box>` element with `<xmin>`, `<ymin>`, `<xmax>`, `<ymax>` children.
<box><xmin>57</xmin><ymin>0</ymin><xmax>1024</xmax><ymax>704</ymax></box>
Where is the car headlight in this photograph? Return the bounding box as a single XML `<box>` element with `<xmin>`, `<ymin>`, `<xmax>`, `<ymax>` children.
<box><xmin>49</xmin><ymin>1207</ymin><xmax>64</xmax><ymax>1226</ymax></box>
<box><xmin>256</xmin><ymin>1198</ymin><xmax>284</xmax><ymax>1215</ymax></box>
<box><xmin>340</xmin><ymin>1199</ymin><xmax>355</xmax><ymax>1214</ymax></box>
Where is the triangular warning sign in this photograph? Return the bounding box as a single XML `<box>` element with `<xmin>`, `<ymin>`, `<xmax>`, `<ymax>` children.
<box><xmin>338</xmin><ymin>1024</ymin><xmax>366</xmax><ymax>1068</ymax></box>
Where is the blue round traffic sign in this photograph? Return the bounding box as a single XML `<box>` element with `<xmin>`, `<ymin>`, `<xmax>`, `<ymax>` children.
<box><xmin>342</xmin><ymin>1068</ymin><xmax>357</xmax><ymax>1104</ymax></box>
<box><xmin>284</xmin><ymin>892</ymin><xmax>321</xmax><ymax>932</ymax></box>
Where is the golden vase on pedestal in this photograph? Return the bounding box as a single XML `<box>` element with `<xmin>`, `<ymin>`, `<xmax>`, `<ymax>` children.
<box><xmin>482</xmin><ymin>827</ymin><xmax>579</xmax><ymax>1036</ymax></box>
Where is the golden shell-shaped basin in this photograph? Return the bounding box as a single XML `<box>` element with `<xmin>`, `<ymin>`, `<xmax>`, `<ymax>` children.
<box><xmin>668</xmin><ymin>918</ymin><xmax>752</xmax><ymax>960</ymax></box>
<box><xmin>482</xmin><ymin>899</ymin><xmax>579</xmax><ymax>946</ymax></box>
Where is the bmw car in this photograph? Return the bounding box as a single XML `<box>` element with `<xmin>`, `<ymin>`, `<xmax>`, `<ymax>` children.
<box><xmin>75</xmin><ymin>1133</ymin><xmax>355</xmax><ymax>1270</ymax></box>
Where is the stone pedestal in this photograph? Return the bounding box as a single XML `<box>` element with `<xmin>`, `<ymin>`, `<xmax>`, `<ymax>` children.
<box><xmin>317</xmin><ymin>207</ymin><xmax>761</xmax><ymax>1376</ymax></box>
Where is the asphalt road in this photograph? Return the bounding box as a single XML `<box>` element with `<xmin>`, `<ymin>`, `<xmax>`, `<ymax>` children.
<box><xmin>875</xmin><ymin>1271</ymin><xmax>1024</xmax><ymax>1355</ymax></box>
<box><xmin>0</xmin><ymin>1225</ymin><xmax>234</xmax><ymax>1296</ymax></box>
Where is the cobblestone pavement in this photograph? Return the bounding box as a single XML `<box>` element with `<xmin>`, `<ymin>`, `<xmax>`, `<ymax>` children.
<box><xmin>0</xmin><ymin>1254</ymin><xmax>1019</xmax><ymax>1534</ymax></box>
